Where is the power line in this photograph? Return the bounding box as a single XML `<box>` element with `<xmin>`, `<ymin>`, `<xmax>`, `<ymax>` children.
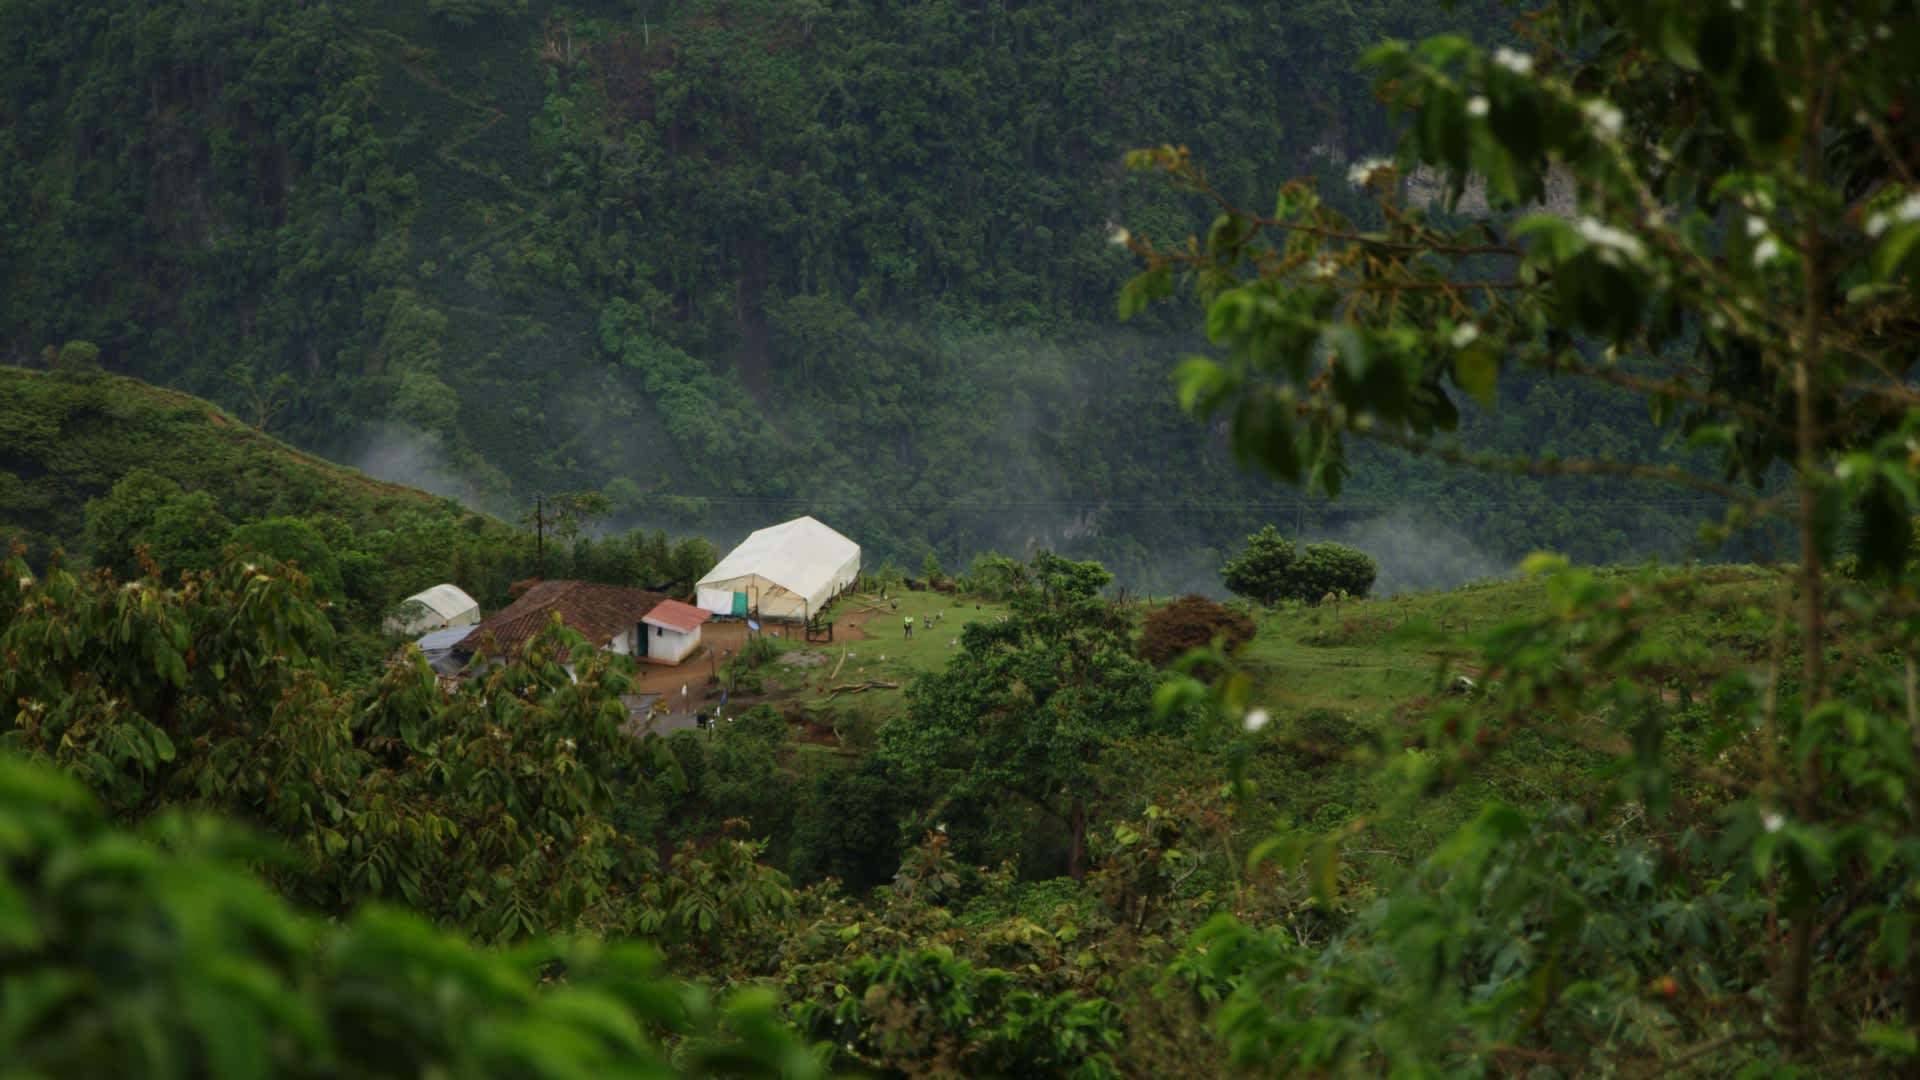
<box><xmin>618</xmin><ymin>495</ymin><xmax>1748</xmax><ymax>513</ymax></box>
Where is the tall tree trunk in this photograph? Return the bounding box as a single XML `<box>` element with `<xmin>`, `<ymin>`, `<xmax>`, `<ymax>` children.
<box><xmin>1068</xmin><ymin>798</ymin><xmax>1087</xmax><ymax>881</ymax></box>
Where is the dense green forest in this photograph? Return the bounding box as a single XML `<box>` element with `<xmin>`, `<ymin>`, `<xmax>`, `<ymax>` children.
<box><xmin>11</xmin><ymin>0</ymin><xmax>1920</xmax><ymax>1075</ymax></box>
<box><xmin>0</xmin><ymin>0</ymin><xmax>1742</xmax><ymax>591</ymax></box>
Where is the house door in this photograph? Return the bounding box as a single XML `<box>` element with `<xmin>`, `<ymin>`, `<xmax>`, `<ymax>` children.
<box><xmin>635</xmin><ymin>623</ymin><xmax>649</xmax><ymax>657</ymax></box>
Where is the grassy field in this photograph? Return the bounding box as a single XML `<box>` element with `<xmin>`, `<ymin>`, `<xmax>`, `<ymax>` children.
<box><xmin>774</xmin><ymin>588</ymin><xmax>1011</xmax><ymax>711</ymax></box>
<box><xmin>1233</xmin><ymin>565</ymin><xmax>1780</xmax><ymax>719</ymax></box>
<box><xmin>1202</xmin><ymin>565</ymin><xmax>1786</xmax><ymax>854</ymax></box>
<box><xmin>746</xmin><ymin>564</ymin><xmax>1783</xmax><ymax>740</ymax></box>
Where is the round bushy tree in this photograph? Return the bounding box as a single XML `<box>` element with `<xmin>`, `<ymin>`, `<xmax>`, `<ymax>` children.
<box><xmin>1285</xmin><ymin>542</ymin><xmax>1377</xmax><ymax>602</ymax></box>
<box><xmin>229</xmin><ymin>517</ymin><xmax>344</xmax><ymax>599</ymax></box>
<box><xmin>1220</xmin><ymin>525</ymin><xmax>1296</xmax><ymax>605</ymax></box>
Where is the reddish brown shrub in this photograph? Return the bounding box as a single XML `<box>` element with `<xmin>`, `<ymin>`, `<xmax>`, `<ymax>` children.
<box><xmin>1138</xmin><ymin>594</ymin><xmax>1256</xmax><ymax>670</ymax></box>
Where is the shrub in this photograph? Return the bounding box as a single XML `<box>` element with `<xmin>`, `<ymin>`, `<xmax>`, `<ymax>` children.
<box><xmin>0</xmin><ymin>754</ymin><xmax>814</xmax><ymax>1079</ymax></box>
<box><xmin>1220</xmin><ymin>525</ymin><xmax>1295</xmax><ymax>605</ymax></box>
<box><xmin>720</xmin><ymin>658</ymin><xmax>764</xmax><ymax>696</ymax></box>
<box><xmin>1282</xmin><ymin>709</ymin><xmax>1370</xmax><ymax>767</ymax></box>
<box><xmin>1300</xmin><ymin>615</ymin><xmax>1392</xmax><ymax>648</ymax></box>
<box><xmin>229</xmin><ymin>517</ymin><xmax>343</xmax><ymax>599</ymax></box>
<box><xmin>1138</xmin><ymin>594</ymin><xmax>1256</xmax><ymax>670</ymax></box>
<box><xmin>738</xmin><ymin>632</ymin><xmax>780</xmax><ymax>668</ymax></box>
<box><xmin>1221</xmin><ymin>528</ymin><xmax>1379</xmax><ymax>605</ymax></box>
<box><xmin>1285</xmin><ymin>542</ymin><xmax>1378</xmax><ymax>602</ymax></box>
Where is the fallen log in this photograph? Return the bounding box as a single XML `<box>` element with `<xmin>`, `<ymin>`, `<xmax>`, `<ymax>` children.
<box><xmin>823</xmin><ymin>680</ymin><xmax>899</xmax><ymax>698</ymax></box>
<box><xmin>829</xmin><ymin>648</ymin><xmax>849</xmax><ymax>682</ymax></box>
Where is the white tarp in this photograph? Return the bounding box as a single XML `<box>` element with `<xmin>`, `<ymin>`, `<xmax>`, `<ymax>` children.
<box><xmin>696</xmin><ymin>516</ymin><xmax>861</xmax><ymax>620</ymax></box>
<box><xmin>383</xmin><ymin>583</ymin><xmax>481</xmax><ymax>635</ymax></box>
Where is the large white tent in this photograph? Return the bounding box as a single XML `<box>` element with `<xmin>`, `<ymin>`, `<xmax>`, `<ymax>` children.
<box><xmin>383</xmin><ymin>583</ymin><xmax>481</xmax><ymax>636</ymax></box>
<box><xmin>696</xmin><ymin>516</ymin><xmax>860</xmax><ymax>621</ymax></box>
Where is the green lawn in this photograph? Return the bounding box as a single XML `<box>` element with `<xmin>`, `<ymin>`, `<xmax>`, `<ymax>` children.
<box><xmin>1199</xmin><ymin>565</ymin><xmax>1785</xmax><ymax>857</ymax></box>
<box><xmin>779</xmin><ymin>588</ymin><xmax>1010</xmax><ymax>710</ymax></box>
<box><xmin>1232</xmin><ymin>564</ymin><xmax>1780</xmax><ymax>722</ymax></box>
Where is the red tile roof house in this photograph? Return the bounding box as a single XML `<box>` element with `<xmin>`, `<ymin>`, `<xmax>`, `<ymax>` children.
<box><xmin>639</xmin><ymin>598</ymin><xmax>712</xmax><ymax>665</ymax></box>
<box><xmin>452</xmin><ymin>581</ymin><xmax>710</xmax><ymax>676</ymax></box>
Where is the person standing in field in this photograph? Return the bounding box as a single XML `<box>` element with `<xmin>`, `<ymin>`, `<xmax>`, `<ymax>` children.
<box><xmin>904</xmin><ymin>614</ymin><xmax>913</xmax><ymax>639</ymax></box>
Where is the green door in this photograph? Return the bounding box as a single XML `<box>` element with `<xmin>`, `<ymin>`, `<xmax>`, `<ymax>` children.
<box><xmin>732</xmin><ymin>591</ymin><xmax>749</xmax><ymax>616</ymax></box>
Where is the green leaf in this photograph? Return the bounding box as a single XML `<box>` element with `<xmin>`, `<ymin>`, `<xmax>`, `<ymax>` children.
<box><xmin>1519</xmin><ymin>551</ymin><xmax>1568</xmax><ymax>577</ymax></box>
<box><xmin>537</xmin><ymin>989</ymin><xmax>647</xmax><ymax>1055</ymax></box>
<box><xmin>1207</xmin><ymin>213</ymin><xmax>1248</xmax><ymax>256</ymax></box>
<box><xmin>1320</xmin><ymin>326</ymin><xmax>1368</xmax><ymax>379</ymax></box>
<box><xmin>1451</xmin><ymin>348</ymin><xmax>1498</xmax><ymax>405</ymax></box>
<box><xmin>1118</xmin><ymin>276</ymin><xmax>1150</xmax><ymax>321</ymax></box>
<box><xmin>1206</xmin><ymin>291</ymin><xmax>1254</xmax><ymax>345</ymax></box>
<box><xmin>0</xmin><ymin>878</ymin><xmax>36</xmax><ymax>949</ymax></box>
<box><xmin>1883</xmin><ymin>909</ymin><xmax>1912</xmax><ymax>967</ymax></box>
<box><xmin>1862</xmin><ymin>1023</ymin><xmax>1919</xmax><ymax>1058</ymax></box>
<box><xmin>1872</xmin><ymin>222</ymin><xmax>1920</xmax><ymax>283</ymax></box>
<box><xmin>1308</xmin><ymin>840</ymin><xmax>1340</xmax><ymax>903</ymax></box>
<box><xmin>1173</xmin><ymin>357</ymin><xmax>1230</xmax><ymax>414</ymax></box>
<box><xmin>145</xmin><ymin>723</ymin><xmax>176</xmax><ymax>764</ymax></box>
<box><xmin>1658</xmin><ymin>8</ymin><xmax>1702</xmax><ymax>70</ymax></box>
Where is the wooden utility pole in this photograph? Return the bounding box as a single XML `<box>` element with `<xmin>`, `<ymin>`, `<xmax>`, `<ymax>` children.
<box><xmin>529</xmin><ymin>494</ymin><xmax>550</xmax><ymax>574</ymax></box>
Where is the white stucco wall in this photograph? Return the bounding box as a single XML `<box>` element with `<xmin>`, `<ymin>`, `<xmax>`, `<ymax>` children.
<box><xmin>642</xmin><ymin>622</ymin><xmax>701</xmax><ymax>665</ymax></box>
<box><xmin>607</xmin><ymin>628</ymin><xmax>635</xmax><ymax>656</ymax></box>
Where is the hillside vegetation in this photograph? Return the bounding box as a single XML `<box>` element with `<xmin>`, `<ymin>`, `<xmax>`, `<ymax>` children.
<box><xmin>0</xmin><ymin>0</ymin><xmax>1744</xmax><ymax>589</ymax></box>
<box><xmin>8</xmin><ymin>0</ymin><xmax>1920</xmax><ymax>1075</ymax></box>
<box><xmin>0</xmin><ymin>368</ymin><xmax>466</xmax><ymax>553</ymax></box>
<box><xmin>0</xmin><ymin>367</ymin><xmax>720</xmax><ymax>638</ymax></box>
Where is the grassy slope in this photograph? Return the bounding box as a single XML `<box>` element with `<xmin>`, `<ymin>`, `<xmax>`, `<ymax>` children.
<box><xmin>1226</xmin><ymin>567</ymin><xmax>1779</xmax><ymax>851</ymax></box>
<box><xmin>0</xmin><ymin>367</ymin><xmax>502</xmax><ymax>557</ymax></box>
<box><xmin>1239</xmin><ymin>567</ymin><xmax>1777</xmax><ymax>713</ymax></box>
<box><xmin>758</xmin><ymin>568</ymin><xmax>1779</xmax><ymax>732</ymax></box>
<box><xmin>769</xmin><ymin>570</ymin><xmax>1779</xmax><ymax>860</ymax></box>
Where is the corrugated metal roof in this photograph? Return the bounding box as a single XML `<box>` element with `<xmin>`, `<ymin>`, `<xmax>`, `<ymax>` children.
<box><xmin>413</xmin><ymin>625</ymin><xmax>472</xmax><ymax>652</ymax></box>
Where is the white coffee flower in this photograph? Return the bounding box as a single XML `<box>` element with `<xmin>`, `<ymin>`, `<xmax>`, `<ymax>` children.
<box><xmin>1493</xmin><ymin>47</ymin><xmax>1534</xmax><ymax>76</ymax></box>
<box><xmin>1107</xmin><ymin>225</ymin><xmax>1131</xmax><ymax>248</ymax></box>
<box><xmin>1575</xmin><ymin>217</ymin><xmax>1646</xmax><ymax>260</ymax></box>
<box><xmin>1244</xmin><ymin>708</ymin><xmax>1271</xmax><ymax>733</ymax></box>
<box><xmin>1466</xmin><ymin>95</ymin><xmax>1489</xmax><ymax>118</ymax></box>
<box><xmin>1762</xmin><ymin>810</ymin><xmax>1784</xmax><ymax>833</ymax></box>
<box><xmin>1582</xmin><ymin>99</ymin><xmax>1623</xmax><ymax>138</ymax></box>
<box><xmin>1753</xmin><ymin>237</ymin><xmax>1781</xmax><ymax>265</ymax></box>
<box><xmin>1450</xmin><ymin>322</ymin><xmax>1480</xmax><ymax>348</ymax></box>
<box><xmin>1745</xmin><ymin>216</ymin><xmax>1768</xmax><ymax>237</ymax></box>
<box><xmin>1346</xmin><ymin>156</ymin><xmax>1392</xmax><ymax>188</ymax></box>
<box><xmin>1312</xmin><ymin>256</ymin><xmax>1340</xmax><ymax>280</ymax></box>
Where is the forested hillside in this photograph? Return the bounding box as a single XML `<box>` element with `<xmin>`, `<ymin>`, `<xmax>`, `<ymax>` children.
<box><xmin>10</xmin><ymin>0</ymin><xmax>1920</xmax><ymax>1074</ymax></box>
<box><xmin>0</xmin><ymin>0</ymin><xmax>1731</xmax><ymax>589</ymax></box>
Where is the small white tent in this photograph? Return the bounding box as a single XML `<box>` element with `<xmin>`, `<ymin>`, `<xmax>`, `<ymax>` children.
<box><xmin>383</xmin><ymin>583</ymin><xmax>481</xmax><ymax>636</ymax></box>
<box><xmin>696</xmin><ymin>516</ymin><xmax>860</xmax><ymax>621</ymax></box>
